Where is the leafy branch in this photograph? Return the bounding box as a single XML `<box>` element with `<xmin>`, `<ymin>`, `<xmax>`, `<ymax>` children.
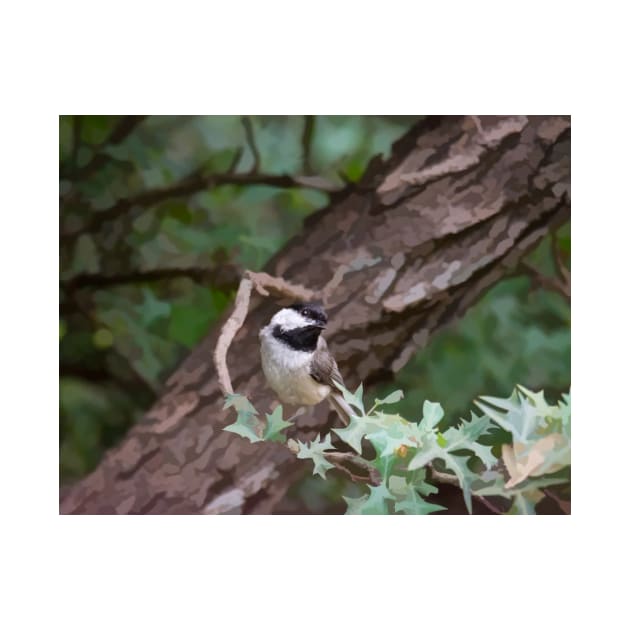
<box><xmin>62</xmin><ymin>262</ymin><xmax>241</xmax><ymax>293</ymax></box>
<box><xmin>222</xmin><ymin>383</ymin><xmax>571</xmax><ymax>515</ymax></box>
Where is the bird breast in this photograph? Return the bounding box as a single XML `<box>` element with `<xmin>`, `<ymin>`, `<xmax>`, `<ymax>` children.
<box><xmin>260</xmin><ymin>332</ymin><xmax>330</xmax><ymax>405</ymax></box>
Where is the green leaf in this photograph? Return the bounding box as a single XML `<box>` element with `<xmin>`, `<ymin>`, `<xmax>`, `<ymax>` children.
<box><xmin>421</xmin><ymin>400</ymin><xmax>444</xmax><ymax>429</ymax></box>
<box><xmin>333</xmin><ymin>380</ymin><xmax>365</xmax><ymax>415</ymax></box>
<box><xmin>343</xmin><ymin>482</ymin><xmax>394</xmax><ymax>515</ymax></box>
<box><xmin>441</xmin><ymin>412</ymin><xmax>497</xmax><ymax>470</ymax></box>
<box><xmin>223</xmin><ymin>394</ymin><xmax>262</xmax><ymax>443</ymax></box>
<box><xmin>394</xmin><ymin>489</ymin><xmax>444</xmax><ymax>515</ymax></box>
<box><xmin>441</xmin><ymin>453</ymin><xmax>476</xmax><ymax>514</ymax></box>
<box><xmin>296</xmin><ymin>434</ymin><xmax>335</xmax><ymax>479</ymax></box>
<box><xmin>332</xmin><ymin>415</ymin><xmax>371</xmax><ymax>454</ymax></box>
<box><xmin>373</xmin><ymin>390</ymin><xmax>404</xmax><ymax>407</ymax></box>
<box><xmin>263</xmin><ymin>405</ymin><xmax>292</xmax><ymax>443</ymax></box>
<box><xmin>223</xmin><ymin>411</ymin><xmax>262</xmax><ymax>444</ymax></box>
<box><xmin>365</xmin><ymin>425</ymin><xmax>415</xmax><ymax>458</ymax></box>
<box><xmin>407</xmin><ymin>439</ymin><xmax>440</xmax><ymax>472</ymax></box>
<box><xmin>389</xmin><ymin>474</ymin><xmax>443</xmax><ymax>515</ymax></box>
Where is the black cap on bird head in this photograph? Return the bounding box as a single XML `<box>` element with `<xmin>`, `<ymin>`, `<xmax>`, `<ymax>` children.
<box><xmin>289</xmin><ymin>302</ymin><xmax>328</xmax><ymax>327</ymax></box>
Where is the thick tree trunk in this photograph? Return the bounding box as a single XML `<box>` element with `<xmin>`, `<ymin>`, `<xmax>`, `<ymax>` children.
<box><xmin>60</xmin><ymin>115</ymin><xmax>570</xmax><ymax>514</ymax></box>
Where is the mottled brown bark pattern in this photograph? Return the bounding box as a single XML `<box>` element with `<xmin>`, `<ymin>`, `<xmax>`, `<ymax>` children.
<box><xmin>60</xmin><ymin>115</ymin><xmax>570</xmax><ymax>515</ymax></box>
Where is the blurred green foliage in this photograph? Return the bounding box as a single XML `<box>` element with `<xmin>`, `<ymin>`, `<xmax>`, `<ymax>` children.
<box><xmin>59</xmin><ymin>115</ymin><xmax>570</xmax><ymax>500</ymax></box>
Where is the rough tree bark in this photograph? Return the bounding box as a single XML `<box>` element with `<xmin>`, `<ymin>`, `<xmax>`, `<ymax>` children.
<box><xmin>60</xmin><ymin>115</ymin><xmax>570</xmax><ymax>515</ymax></box>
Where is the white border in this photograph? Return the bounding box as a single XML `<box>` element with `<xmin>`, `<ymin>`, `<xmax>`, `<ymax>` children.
<box><xmin>3</xmin><ymin>1</ymin><xmax>628</xmax><ymax>628</ymax></box>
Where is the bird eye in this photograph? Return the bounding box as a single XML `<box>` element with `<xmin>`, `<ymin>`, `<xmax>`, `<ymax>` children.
<box><xmin>302</xmin><ymin>309</ymin><xmax>309</xmax><ymax>317</ymax></box>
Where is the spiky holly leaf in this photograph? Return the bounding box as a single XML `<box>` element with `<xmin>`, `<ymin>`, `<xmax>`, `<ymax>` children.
<box><xmin>394</xmin><ymin>489</ymin><xmax>444</xmax><ymax>515</ymax></box>
<box><xmin>333</xmin><ymin>380</ymin><xmax>365</xmax><ymax>415</ymax></box>
<box><xmin>343</xmin><ymin>482</ymin><xmax>394</xmax><ymax>515</ymax></box>
<box><xmin>475</xmin><ymin>390</ymin><xmax>528</xmax><ymax>438</ymax></box>
<box><xmin>389</xmin><ymin>474</ymin><xmax>443</xmax><ymax>515</ymax></box>
<box><xmin>408</xmin><ymin>410</ymin><xmax>496</xmax><ymax>513</ymax></box>
<box><xmin>441</xmin><ymin>412</ymin><xmax>497</xmax><ymax>470</ymax></box>
<box><xmin>366</xmin><ymin>425</ymin><xmax>415</xmax><ymax>458</ymax></box>
<box><xmin>441</xmin><ymin>452</ymin><xmax>477</xmax><ymax>513</ymax></box>
<box><xmin>476</xmin><ymin>387</ymin><xmax>558</xmax><ymax>443</ymax></box>
<box><xmin>332</xmin><ymin>414</ymin><xmax>380</xmax><ymax>454</ymax></box>
<box><xmin>223</xmin><ymin>410</ymin><xmax>262</xmax><ymax>444</ymax></box>
<box><xmin>517</xmin><ymin>384</ymin><xmax>554</xmax><ymax>418</ymax></box>
<box><xmin>296</xmin><ymin>433</ymin><xmax>335</xmax><ymax>479</ymax></box>
<box><xmin>263</xmin><ymin>405</ymin><xmax>292</xmax><ymax>443</ymax></box>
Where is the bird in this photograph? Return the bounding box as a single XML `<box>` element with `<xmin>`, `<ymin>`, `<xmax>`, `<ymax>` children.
<box><xmin>259</xmin><ymin>302</ymin><xmax>353</xmax><ymax>426</ymax></box>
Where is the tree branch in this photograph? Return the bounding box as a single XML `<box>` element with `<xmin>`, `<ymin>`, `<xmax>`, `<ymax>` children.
<box><xmin>62</xmin><ymin>264</ymin><xmax>241</xmax><ymax>293</ymax></box>
<box><xmin>323</xmin><ymin>451</ymin><xmax>382</xmax><ymax>485</ymax></box>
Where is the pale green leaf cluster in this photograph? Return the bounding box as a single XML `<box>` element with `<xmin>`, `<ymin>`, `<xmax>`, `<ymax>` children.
<box><xmin>474</xmin><ymin>385</ymin><xmax>571</xmax><ymax>513</ymax></box>
<box><xmin>222</xmin><ymin>384</ymin><xmax>570</xmax><ymax>516</ymax></box>
<box><xmin>296</xmin><ymin>434</ymin><xmax>335</xmax><ymax>478</ymax></box>
<box><xmin>223</xmin><ymin>393</ymin><xmax>290</xmax><ymax>444</ymax></box>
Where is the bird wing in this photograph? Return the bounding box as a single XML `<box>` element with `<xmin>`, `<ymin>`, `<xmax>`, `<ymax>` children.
<box><xmin>309</xmin><ymin>336</ymin><xmax>344</xmax><ymax>389</ymax></box>
<box><xmin>310</xmin><ymin>336</ymin><xmax>352</xmax><ymax>426</ymax></box>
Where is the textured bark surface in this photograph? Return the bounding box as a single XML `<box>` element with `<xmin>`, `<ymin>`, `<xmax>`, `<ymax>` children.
<box><xmin>60</xmin><ymin>115</ymin><xmax>570</xmax><ymax>515</ymax></box>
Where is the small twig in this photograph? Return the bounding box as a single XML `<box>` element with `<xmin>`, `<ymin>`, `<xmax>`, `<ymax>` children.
<box><xmin>543</xmin><ymin>488</ymin><xmax>571</xmax><ymax>514</ymax></box>
<box><xmin>213</xmin><ymin>270</ymin><xmax>316</xmax><ymax>395</ymax></box>
<box><xmin>475</xmin><ymin>495</ymin><xmax>503</xmax><ymax>515</ymax></box>
<box><xmin>324</xmin><ymin>451</ymin><xmax>382</xmax><ymax>486</ymax></box>
<box><xmin>247</xmin><ymin>270</ymin><xmax>316</xmax><ymax>301</ymax></box>
<box><xmin>241</xmin><ymin>116</ymin><xmax>261</xmax><ymax>173</ymax></box>
<box><xmin>428</xmin><ymin>466</ymin><xmax>504</xmax><ymax>514</ymax></box>
<box><xmin>428</xmin><ymin>467</ymin><xmax>458</xmax><ymax>485</ymax></box>
<box><xmin>518</xmin><ymin>261</ymin><xmax>570</xmax><ymax>302</ymax></box>
<box><xmin>213</xmin><ymin>276</ymin><xmax>253</xmax><ymax>396</ymax></box>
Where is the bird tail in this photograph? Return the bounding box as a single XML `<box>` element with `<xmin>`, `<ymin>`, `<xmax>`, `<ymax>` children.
<box><xmin>329</xmin><ymin>392</ymin><xmax>353</xmax><ymax>427</ymax></box>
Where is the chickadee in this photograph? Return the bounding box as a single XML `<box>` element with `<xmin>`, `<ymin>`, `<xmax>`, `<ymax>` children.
<box><xmin>259</xmin><ymin>302</ymin><xmax>353</xmax><ymax>426</ymax></box>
